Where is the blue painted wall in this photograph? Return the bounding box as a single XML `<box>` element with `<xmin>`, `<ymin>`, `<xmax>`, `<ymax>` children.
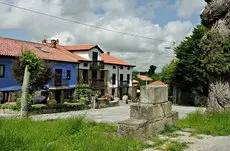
<box><xmin>47</xmin><ymin>62</ymin><xmax>77</xmax><ymax>88</ymax></box>
<box><xmin>0</xmin><ymin>57</ymin><xmax>78</xmax><ymax>91</ymax></box>
<box><xmin>0</xmin><ymin>57</ymin><xmax>21</xmax><ymax>91</ymax></box>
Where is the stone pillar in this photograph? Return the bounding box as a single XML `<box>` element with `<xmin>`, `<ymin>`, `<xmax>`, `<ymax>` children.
<box><xmin>118</xmin><ymin>85</ymin><xmax>178</xmax><ymax>139</ymax></box>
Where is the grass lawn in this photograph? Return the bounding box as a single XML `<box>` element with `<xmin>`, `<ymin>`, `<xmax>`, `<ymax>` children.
<box><xmin>0</xmin><ymin>118</ymin><xmax>149</xmax><ymax>151</ymax></box>
<box><xmin>176</xmin><ymin>111</ymin><xmax>230</xmax><ymax>136</ymax></box>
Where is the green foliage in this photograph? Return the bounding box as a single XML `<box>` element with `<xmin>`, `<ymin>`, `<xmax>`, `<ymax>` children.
<box><xmin>165</xmin><ymin>141</ymin><xmax>188</xmax><ymax>151</ymax></box>
<box><xmin>160</xmin><ymin>60</ymin><xmax>177</xmax><ymax>86</ymax></box>
<box><xmin>200</xmin><ymin>30</ymin><xmax>230</xmax><ymax>78</ymax></box>
<box><xmin>47</xmin><ymin>99</ymin><xmax>57</xmax><ymax>106</ymax></box>
<box><xmin>0</xmin><ymin>118</ymin><xmax>147</xmax><ymax>151</ymax></box>
<box><xmin>0</xmin><ymin>104</ymin><xmax>19</xmax><ymax>110</ymax></box>
<box><xmin>173</xmin><ymin>25</ymin><xmax>208</xmax><ymax>91</ymax></box>
<box><xmin>12</xmin><ymin>51</ymin><xmax>52</xmax><ymax>91</ymax></box>
<box><xmin>148</xmin><ymin>65</ymin><xmax>157</xmax><ymax>76</ymax></box>
<box><xmin>74</xmin><ymin>84</ymin><xmax>94</xmax><ymax>104</ymax></box>
<box><xmin>31</xmin><ymin>104</ymin><xmax>48</xmax><ymax>109</ymax></box>
<box><xmin>176</xmin><ymin>111</ymin><xmax>230</xmax><ymax>136</ymax></box>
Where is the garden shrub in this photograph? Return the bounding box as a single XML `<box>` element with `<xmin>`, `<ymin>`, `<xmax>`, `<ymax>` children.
<box><xmin>0</xmin><ymin>104</ymin><xmax>18</xmax><ymax>111</ymax></box>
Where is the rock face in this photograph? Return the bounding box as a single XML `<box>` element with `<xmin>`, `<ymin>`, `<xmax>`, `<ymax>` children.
<box><xmin>118</xmin><ymin>85</ymin><xmax>178</xmax><ymax>139</ymax></box>
<box><xmin>201</xmin><ymin>0</ymin><xmax>230</xmax><ymax>36</ymax></box>
<box><xmin>201</xmin><ymin>0</ymin><xmax>230</xmax><ymax>112</ymax></box>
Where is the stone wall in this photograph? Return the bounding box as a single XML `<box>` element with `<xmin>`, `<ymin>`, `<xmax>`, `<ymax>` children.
<box><xmin>118</xmin><ymin>85</ymin><xmax>178</xmax><ymax>140</ymax></box>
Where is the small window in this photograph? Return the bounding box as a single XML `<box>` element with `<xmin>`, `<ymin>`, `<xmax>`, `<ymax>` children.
<box><xmin>113</xmin><ymin>66</ymin><xmax>116</xmax><ymax>69</ymax></box>
<box><xmin>0</xmin><ymin>65</ymin><xmax>5</xmax><ymax>78</ymax></box>
<box><xmin>66</xmin><ymin>70</ymin><xmax>71</xmax><ymax>80</ymax></box>
<box><xmin>112</xmin><ymin>74</ymin><xmax>116</xmax><ymax>85</ymax></box>
<box><xmin>127</xmin><ymin>67</ymin><xmax>130</xmax><ymax>70</ymax></box>
<box><xmin>120</xmin><ymin>66</ymin><xmax>123</xmax><ymax>69</ymax></box>
<box><xmin>127</xmin><ymin>74</ymin><xmax>130</xmax><ymax>84</ymax></box>
<box><xmin>83</xmin><ymin>63</ymin><xmax>88</xmax><ymax>67</ymax></box>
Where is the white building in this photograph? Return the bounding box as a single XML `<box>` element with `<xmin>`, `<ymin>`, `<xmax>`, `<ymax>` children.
<box><xmin>64</xmin><ymin>45</ymin><xmax>135</xmax><ymax>99</ymax></box>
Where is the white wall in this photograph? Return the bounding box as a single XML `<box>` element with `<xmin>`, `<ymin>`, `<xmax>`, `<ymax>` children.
<box><xmin>78</xmin><ymin>62</ymin><xmax>90</xmax><ymax>70</ymax></box>
<box><xmin>73</xmin><ymin>51</ymin><xmax>89</xmax><ymax>60</ymax></box>
<box><xmin>73</xmin><ymin>48</ymin><xmax>102</xmax><ymax>61</ymax></box>
<box><xmin>104</xmin><ymin>64</ymin><xmax>133</xmax><ymax>88</ymax></box>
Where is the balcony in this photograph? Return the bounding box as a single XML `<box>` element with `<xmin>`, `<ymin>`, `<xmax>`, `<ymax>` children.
<box><xmin>90</xmin><ymin>61</ymin><xmax>104</xmax><ymax>70</ymax></box>
<box><xmin>119</xmin><ymin>81</ymin><xmax>130</xmax><ymax>87</ymax></box>
<box><xmin>52</xmin><ymin>79</ymin><xmax>69</xmax><ymax>87</ymax></box>
<box><xmin>90</xmin><ymin>79</ymin><xmax>106</xmax><ymax>89</ymax></box>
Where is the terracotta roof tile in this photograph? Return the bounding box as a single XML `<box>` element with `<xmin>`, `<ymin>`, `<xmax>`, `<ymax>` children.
<box><xmin>101</xmin><ymin>53</ymin><xmax>135</xmax><ymax>67</ymax></box>
<box><xmin>149</xmin><ymin>81</ymin><xmax>167</xmax><ymax>86</ymax></box>
<box><xmin>0</xmin><ymin>37</ymin><xmax>79</xmax><ymax>63</ymax></box>
<box><xmin>137</xmin><ymin>75</ymin><xmax>152</xmax><ymax>81</ymax></box>
<box><xmin>64</xmin><ymin>45</ymin><xmax>96</xmax><ymax>51</ymax></box>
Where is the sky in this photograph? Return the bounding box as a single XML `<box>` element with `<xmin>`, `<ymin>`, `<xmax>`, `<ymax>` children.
<box><xmin>0</xmin><ymin>0</ymin><xmax>206</xmax><ymax>71</ymax></box>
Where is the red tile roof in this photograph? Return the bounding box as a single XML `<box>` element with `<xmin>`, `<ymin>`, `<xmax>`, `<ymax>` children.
<box><xmin>137</xmin><ymin>75</ymin><xmax>152</xmax><ymax>81</ymax></box>
<box><xmin>149</xmin><ymin>81</ymin><xmax>167</xmax><ymax>86</ymax></box>
<box><xmin>101</xmin><ymin>53</ymin><xmax>135</xmax><ymax>67</ymax></box>
<box><xmin>0</xmin><ymin>37</ymin><xmax>79</xmax><ymax>63</ymax></box>
<box><xmin>64</xmin><ymin>45</ymin><xmax>97</xmax><ymax>51</ymax></box>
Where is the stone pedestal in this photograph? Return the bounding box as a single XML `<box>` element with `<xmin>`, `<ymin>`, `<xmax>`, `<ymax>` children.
<box><xmin>118</xmin><ymin>85</ymin><xmax>178</xmax><ymax>139</ymax></box>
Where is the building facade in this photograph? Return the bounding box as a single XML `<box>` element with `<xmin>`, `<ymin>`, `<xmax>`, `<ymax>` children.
<box><xmin>0</xmin><ymin>38</ymin><xmax>79</xmax><ymax>104</ymax></box>
<box><xmin>64</xmin><ymin>45</ymin><xmax>135</xmax><ymax>99</ymax></box>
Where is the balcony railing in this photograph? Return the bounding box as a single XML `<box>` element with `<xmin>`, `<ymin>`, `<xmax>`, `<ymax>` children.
<box><xmin>119</xmin><ymin>81</ymin><xmax>130</xmax><ymax>87</ymax></box>
<box><xmin>90</xmin><ymin>61</ymin><xmax>104</xmax><ymax>70</ymax></box>
<box><xmin>52</xmin><ymin>79</ymin><xmax>70</xmax><ymax>87</ymax></box>
<box><xmin>90</xmin><ymin>79</ymin><xmax>106</xmax><ymax>89</ymax></box>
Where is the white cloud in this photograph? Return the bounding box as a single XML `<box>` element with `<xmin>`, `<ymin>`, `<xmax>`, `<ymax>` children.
<box><xmin>176</xmin><ymin>0</ymin><xmax>206</xmax><ymax>18</ymax></box>
<box><xmin>0</xmin><ymin>0</ymin><xmax>194</xmax><ymax>71</ymax></box>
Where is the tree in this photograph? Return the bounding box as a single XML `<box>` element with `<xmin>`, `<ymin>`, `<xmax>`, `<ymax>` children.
<box><xmin>172</xmin><ymin>25</ymin><xmax>208</xmax><ymax>95</ymax></box>
<box><xmin>160</xmin><ymin>60</ymin><xmax>177</xmax><ymax>86</ymax></box>
<box><xmin>12</xmin><ymin>53</ymin><xmax>52</xmax><ymax>92</ymax></box>
<box><xmin>148</xmin><ymin>65</ymin><xmax>157</xmax><ymax>76</ymax></box>
<box><xmin>199</xmin><ymin>30</ymin><xmax>230</xmax><ymax>112</ymax></box>
<box><xmin>12</xmin><ymin>51</ymin><xmax>52</xmax><ymax>118</ymax></box>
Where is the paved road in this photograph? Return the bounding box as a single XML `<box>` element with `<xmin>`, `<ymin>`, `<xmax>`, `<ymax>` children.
<box><xmin>30</xmin><ymin>103</ymin><xmax>205</xmax><ymax>123</ymax></box>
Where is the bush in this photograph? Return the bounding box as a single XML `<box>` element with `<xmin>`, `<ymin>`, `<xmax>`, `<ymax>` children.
<box><xmin>47</xmin><ymin>99</ymin><xmax>57</xmax><ymax>105</ymax></box>
<box><xmin>0</xmin><ymin>104</ymin><xmax>19</xmax><ymax>111</ymax></box>
<box><xmin>74</xmin><ymin>84</ymin><xmax>94</xmax><ymax>105</ymax></box>
<box><xmin>31</xmin><ymin>104</ymin><xmax>48</xmax><ymax>109</ymax></box>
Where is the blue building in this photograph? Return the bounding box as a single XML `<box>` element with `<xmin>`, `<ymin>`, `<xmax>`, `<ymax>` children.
<box><xmin>0</xmin><ymin>38</ymin><xmax>79</xmax><ymax>103</ymax></box>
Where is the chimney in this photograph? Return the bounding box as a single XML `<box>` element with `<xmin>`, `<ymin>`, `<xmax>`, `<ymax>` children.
<box><xmin>51</xmin><ymin>39</ymin><xmax>57</xmax><ymax>48</ymax></box>
<box><xmin>106</xmin><ymin>51</ymin><xmax>110</xmax><ymax>55</ymax></box>
<box><xmin>42</xmin><ymin>39</ymin><xmax>47</xmax><ymax>44</ymax></box>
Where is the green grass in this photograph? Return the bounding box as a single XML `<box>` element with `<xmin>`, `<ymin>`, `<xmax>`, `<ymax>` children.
<box><xmin>165</xmin><ymin>141</ymin><xmax>189</xmax><ymax>151</ymax></box>
<box><xmin>176</xmin><ymin>111</ymin><xmax>230</xmax><ymax>136</ymax></box>
<box><xmin>0</xmin><ymin>118</ymin><xmax>147</xmax><ymax>151</ymax></box>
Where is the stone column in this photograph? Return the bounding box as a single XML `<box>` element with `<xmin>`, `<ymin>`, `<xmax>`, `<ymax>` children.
<box><xmin>118</xmin><ymin>85</ymin><xmax>178</xmax><ymax>139</ymax></box>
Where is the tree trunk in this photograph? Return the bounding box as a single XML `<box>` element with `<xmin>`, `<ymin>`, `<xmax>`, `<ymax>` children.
<box><xmin>207</xmin><ymin>79</ymin><xmax>230</xmax><ymax>113</ymax></box>
<box><xmin>20</xmin><ymin>65</ymin><xmax>31</xmax><ymax>118</ymax></box>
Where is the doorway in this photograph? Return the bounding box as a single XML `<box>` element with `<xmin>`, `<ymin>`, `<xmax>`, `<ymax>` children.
<box><xmin>55</xmin><ymin>90</ymin><xmax>61</xmax><ymax>104</ymax></box>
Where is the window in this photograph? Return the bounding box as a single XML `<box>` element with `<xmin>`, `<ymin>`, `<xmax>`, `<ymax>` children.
<box><xmin>92</xmin><ymin>52</ymin><xmax>98</xmax><ymax>61</ymax></box>
<box><xmin>0</xmin><ymin>65</ymin><xmax>5</xmax><ymax>78</ymax></box>
<box><xmin>120</xmin><ymin>74</ymin><xmax>123</xmax><ymax>81</ymax></box>
<box><xmin>127</xmin><ymin>74</ymin><xmax>130</xmax><ymax>84</ymax></box>
<box><xmin>113</xmin><ymin>66</ymin><xmax>116</xmax><ymax>69</ymax></box>
<box><xmin>83</xmin><ymin>63</ymin><xmax>88</xmax><ymax>67</ymax></box>
<box><xmin>127</xmin><ymin>67</ymin><xmax>130</xmax><ymax>70</ymax></box>
<box><xmin>112</xmin><ymin>74</ymin><xmax>116</xmax><ymax>85</ymax></box>
<box><xmin>120</xmin><ymin>66</ymin><xmax>123</xmax><ymax>69</ymax></box>
<box><xmin>66</xmin><ymin>70</ymin><xmax>71</xmax><ymax>80</ymax></box>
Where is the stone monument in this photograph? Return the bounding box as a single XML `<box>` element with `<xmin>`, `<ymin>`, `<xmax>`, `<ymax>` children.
<box><xmin>118</xmin><ymin>85</ymin><xmax>178</xmax><ymax>139</ymax></box>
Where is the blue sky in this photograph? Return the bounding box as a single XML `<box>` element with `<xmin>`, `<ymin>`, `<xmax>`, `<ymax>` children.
<box><xmin>0</xmin><ymin>0</ymin><xmax>206</xmax><ymax>70</ymax></box>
